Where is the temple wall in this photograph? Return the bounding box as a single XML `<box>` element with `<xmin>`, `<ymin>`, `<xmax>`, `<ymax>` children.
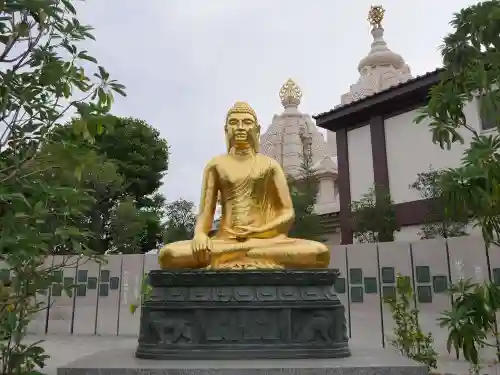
<box><xmin>384</xmin><ymin>101</ymin><xmax>480</xmax><ymax>205</ymax></box>
<box><xmin>347</xmin><ymin>126</ymin><xmax>374</xmax><ymax>201</ymax></box>
<box><xmin>5</xmin><ymin>234</ymin><xmax>498</xmax><ymax>356</ymax></box>
<box><xmin>6</xmin><ymin>235</ymin><xmax>496</xmax><ymax>356</ymax></box>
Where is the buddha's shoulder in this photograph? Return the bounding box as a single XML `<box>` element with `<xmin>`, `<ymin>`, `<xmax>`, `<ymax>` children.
<box><xmin>256</xmin><ymin>154</ymin><xmax>281</xmax><ymax>168</ymax></box>
<box><xmin>204</xmin><ymin>154</ymin><xmax>228</xmax><ymax>168</ymax></box>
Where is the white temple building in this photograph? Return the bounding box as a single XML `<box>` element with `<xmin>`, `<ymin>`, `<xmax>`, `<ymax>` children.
<box><xmin>314</xmin><ymin>5</ymin><xmax>488</xmax><ymax>243</ymax></box>
<box><xmin>260</xmin><ymin>78</ymin><xmax>340</xmax><ymax>216</ymax></box>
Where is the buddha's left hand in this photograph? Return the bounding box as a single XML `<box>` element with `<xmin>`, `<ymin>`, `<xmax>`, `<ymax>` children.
<box><xmin>232</xmin><ymin>225</ymin><xmax>264</xmax><ymax>236</ymax></box>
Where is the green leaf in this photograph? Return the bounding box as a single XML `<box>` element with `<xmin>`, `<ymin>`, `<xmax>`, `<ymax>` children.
<box><xmin>61</xmin><ymin>0</ymin><xmax>77</xmax><ymax>14</ymax></box>
<box><xmin>96</xmin><ymin>122</ymin><xmax>104</xmax><ymax>135</ymax></box>
<box><xmin>129</xmin><ymin>303</ymin><xmax>138</xmax><ymax>314</ymax></box>
<box><xmin>112</xmin><ymin>86</ymin><xmax>126</xmax><ymax>97</ymax></box>
<box><xmin>16</xmin><ymin>22</ymin><xmax>29</xmax><ymax>37</ymax></box>
<box><xmin>97</xmin><ymin>66</ymin><xmax>109</xmax><ymax>81</ymax></box>
<box><xmin>78</xmin><ymin>51</ymin><xmax>98</xmax><ymax>64</ymax></box>
<box><xmin>73</xmin><ymin>165</ymin><xmax>82</xmax><ymax>181</ymax></box>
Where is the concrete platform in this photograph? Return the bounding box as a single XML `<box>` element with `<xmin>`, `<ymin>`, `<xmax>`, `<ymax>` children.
<box><xmin>57</xmin><ymin>346</ymin><xmax>427</xmax><ymax>375</ymax></box>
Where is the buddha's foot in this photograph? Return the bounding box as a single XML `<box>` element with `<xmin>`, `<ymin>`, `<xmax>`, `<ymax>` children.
<box><xmin>206</xmin><ymin>257</ymin><xmax>284</xmax><ymax>270</ymax></box>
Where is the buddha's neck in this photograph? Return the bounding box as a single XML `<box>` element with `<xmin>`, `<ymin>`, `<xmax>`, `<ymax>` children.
<box><xmin>231</xmin><ymin>147</ymin><xmax>255</xmax><ymax>158</ymax></box>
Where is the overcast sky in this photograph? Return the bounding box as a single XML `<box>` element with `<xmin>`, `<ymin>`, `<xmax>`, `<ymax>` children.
<box><xmin>77</xmin><ymin>0</ymin><xmax>478</xmax><ymax>206</ymax></box>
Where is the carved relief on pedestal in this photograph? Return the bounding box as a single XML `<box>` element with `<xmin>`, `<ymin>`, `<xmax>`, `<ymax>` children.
<box><xmin>145</xmin><ymin>310</ymin><xmax>194</xmax><ymax>345</ymax></box>
<box><xmin>202</xmin><ymin>309</ymin><xmax>283</xmax><ymax>343</ymax></box>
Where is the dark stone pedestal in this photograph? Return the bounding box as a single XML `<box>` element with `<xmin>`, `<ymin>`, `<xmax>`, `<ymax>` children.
<box><xmin>135</xmin><ymin>269</ymin><xmax>350</xmax><ymax>360</ymax></box>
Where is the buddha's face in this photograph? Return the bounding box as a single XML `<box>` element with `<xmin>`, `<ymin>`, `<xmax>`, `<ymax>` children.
<box><xmin>225</xmin><ymin>112</ymin><xmax>259</xmax><ymax>149</ymax></box>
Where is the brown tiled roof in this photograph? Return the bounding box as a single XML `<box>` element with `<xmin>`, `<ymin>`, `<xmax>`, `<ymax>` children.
<box><xmin>313</xmin><ymin>68</ymin><xmax>444</xmax><ymax>120</ymax></box>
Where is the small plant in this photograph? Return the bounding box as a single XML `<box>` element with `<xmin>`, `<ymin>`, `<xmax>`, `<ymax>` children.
<box><xmin>409</xmin><ymin>167</ymin><xmax>469</xmax><ymax>240</ymax></box>
<box><xmin>351</xmin><ymin>187</ymin><xmax>400</xmax><ymax>243</ymax></box>
<box><xmin>385</xmin><ymin>274</ymin><xmax>438</xmax><ymax>371</ymax></box>
<box><xmin>438</xmin><ymin>279</ymin><xmax>500</xmax><ymax>370</ymax></box>
<box><xmin>129</xmin><ymin>273</ymin><xmax>152</xmax><ymax>315</ymax></box>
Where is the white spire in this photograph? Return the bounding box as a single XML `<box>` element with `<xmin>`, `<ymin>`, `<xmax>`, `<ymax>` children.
<box><xmin>340</xmin><ymin>6</ymin><xmax>413</xmax><ymax>105</ymax></box>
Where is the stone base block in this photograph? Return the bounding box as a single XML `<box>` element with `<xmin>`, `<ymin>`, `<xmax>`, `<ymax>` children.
<box><xmin>136</xmin><ymin>269</ymin><xmax>350</xmax><ymax>360</ymax></box>
<box><xmin>57</xmin><ymin>347</ymin><xmax>428</xmax><ymax>375</ymax></box>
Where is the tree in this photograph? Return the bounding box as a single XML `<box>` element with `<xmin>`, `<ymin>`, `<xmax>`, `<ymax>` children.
<box><xmin>109</xmin><ymin>197</ymin><xmax>148</xmax><ymax>254</ymax></box>
<box><xmin>287</xmin><ymin>151</ymin><xmax>323</xmax><ymax>241</ymax></box>
<box><xmin>0</xmin><ymin>1</ymin><xmax>125</xmax><ymax>373</ymax></box>
<box><xmin>93</xmin><ymin>117</ymin><xmax>169</xmax><ymax>203</ymax></box>
<box><xmin>163</xmin><ymin>198</ymin><xmax>196</xmax><ymax>244</ymax></box>
<box><xmin>416</xmin><ymin>1</ymin><xmax>500</xmax><ymax>365</ymax></box>
<box><xmin>92</xmin><ymin>116</ymin><xmax>169</xmax><ymax>253</ymax></box>
<box><xmin>35</xmin><ymin>136</ymin><xmax>125</xmax><ymax>255</ymax></box>
<box><xmin>409</xmin><ymin>167</ymin><xmax>468</xmax><ymax>239</ymax></box>
<box><xmin>416</xmin><ymin>0</ymin><xmax>500</xmax><ymax>247</ymax></box>
<box><xmin>139</xmin><ymin>193</ymin><xmax>167</xmax><ymax>252</ymax></box>
<box><xmin>48</xmin><ymin>116</ymin><xmax>170</xmax><ymax>254</ymax></box>
<box><xmin>351</xmin><ymin>187</ymin><xmax>400</xmax><ymax>243</ymax></box>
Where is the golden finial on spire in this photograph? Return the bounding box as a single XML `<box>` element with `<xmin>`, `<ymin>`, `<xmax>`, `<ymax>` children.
<box><xmin>368</xmin><ymin>5</ymin><xmax>385</xmax><ymax>29</ymax></box>
<box><xmin>279</xmin><ymin>78</ymin><xmax>302</xmax><ymax>107</ymax></box>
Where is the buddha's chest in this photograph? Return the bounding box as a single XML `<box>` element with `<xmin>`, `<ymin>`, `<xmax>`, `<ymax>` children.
<box><xmin>216</xmin><ymin>159</ymin><xmax>270</xmax><ymax>189</ymax></box>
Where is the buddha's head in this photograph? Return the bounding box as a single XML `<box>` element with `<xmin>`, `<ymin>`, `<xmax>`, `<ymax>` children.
<box><xmin>224</xmin><ymin>101</ymin><xmax>260</xmax><ymax>153</ymax></box>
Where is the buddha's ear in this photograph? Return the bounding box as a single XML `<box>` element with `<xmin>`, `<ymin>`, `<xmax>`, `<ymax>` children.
<box><xmin>255</xmin><ymin>123</ymin><xmax>261</xmax><ymax>135</ymax></box>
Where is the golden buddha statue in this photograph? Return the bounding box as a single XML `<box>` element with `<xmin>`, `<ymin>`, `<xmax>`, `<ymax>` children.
<box><xmin>159</xmin><ymin>101</ymin><xmax>330</xmax><ymax>270</ymax></box>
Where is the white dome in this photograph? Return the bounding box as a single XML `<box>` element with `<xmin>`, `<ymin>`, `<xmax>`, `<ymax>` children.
<box><xmin>340</xmin><ymin>8</ymin><xmax>413</xmax><ymax>106</ymax></box>
<box><xmin>357</xmin><ymin>28</ymin><xmax>405</xmax><ymax>71</ymax></box>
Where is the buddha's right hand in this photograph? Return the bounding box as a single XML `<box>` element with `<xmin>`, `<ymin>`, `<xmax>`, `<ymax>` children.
<box><xmin>191</xmin><ymin>233</ymin><xmax>212</xmax><ymax>263</ymax></box>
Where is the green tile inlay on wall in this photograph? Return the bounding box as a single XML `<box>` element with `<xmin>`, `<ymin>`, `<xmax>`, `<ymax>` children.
<box><xmin>433</xmin><ymin>275</ymin><xmax>448</xmax><ymax>293</ymax></box>
<box><xmin>100</xmin><ymin>270</ymin><xmax>110</xmax><ymax>283</ymax></box>
<box><xmin>382</xmin><ymin>285</ymin><xmax>395</xmax><ymax>299</ymax></box>
<box><xmin>417</xmin><ymin>285</ymin><xmax>433</xmax><ymax>303</ymax></box>
<box><xmin>381</xmin><ymin>267</ymin><xmax>395</xmax><ymax>284</ymax></box>
<box><xmin>0</xmin><ymin>269</ymin><xmax>10</xmax><ymax>282</ymax></box>
<box><xmin>351</xmin><ymin>286</ymin><xmax>364</xmax><ymax>303</ymax></box>
<box><xmin>109</xmin><ymin>277</ymin><xmax>120</xmax><ymax>290</ymax></box>
<box><xmin>77</xmin><ymin>270</ymin><xmax>88</xmax><ymax>283</ymax></box>
<box><xmin>63</xmin><ymin>277</ymin><xmax>73</xmax><ymax>288</ymax></box>
<box><xmin>493</xmin><ymin>268</ymin><xmax>500</xmax><ymax>286</ymax></box>
<box><xmin>416</xmin><ymin>266</ymin><xmax>431</xmax><ymax>283</ymax></box>
<box><xmin>53</xmin><ymin>271</ymin><xmax>63</xmax><ymax>283</ymax></box>
<box><xmin>52</xmin><ymin>283</ymin><xmax>63</xmax><ymax>297</ymax></box>
<box><xmin>349</xmin><ymin>268</ymin><xmax>363</xmax><ymax>285</ymax></box>
<box><xmin>364</xmin><ymin>277</ymin><xmax>377</xmax><ymax>294</ymax></box>
<box><xmin>77</xmin><ymin>284</ymin><xmax>86</xmax><ymax>297</ymax></box>
<box><xmin>335</xmin><ymin>277</ymin><xmax>346</xmax><ymax>294</ymax></box>
<box><xmin>99</xmin><ymin>283</ymin><xmax>109</xmax><ymax>297</ymax></box>
<box><xmin>87</xmin><ymin>277</ymin><xmax>97</xmax><ymax>290</ymax></box>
